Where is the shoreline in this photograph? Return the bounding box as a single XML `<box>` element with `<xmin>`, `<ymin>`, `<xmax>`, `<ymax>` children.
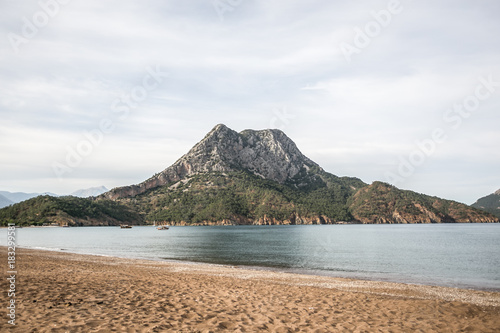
<box><xmin>8</xmin><ymin>246</ymin><xmax>500</xmax><ymax>306</ymax></box>
<box><xmin>1</xmin><ymin>247</ymin><xmax>500</xmax><ymax>331</ymax></box>
<box><xmin>1</xmin><ymin>221</ymin><xmax>499</xmax><ymax>228</ymax></box>
<box><xmin>13</xmin><ymin>244</ymin><xmax>500</xmax><ymax>293</ymax></box>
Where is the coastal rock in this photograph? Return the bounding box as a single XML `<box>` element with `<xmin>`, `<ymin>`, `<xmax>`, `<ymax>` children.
<box><xmin>162</xmin><ymin>213</ymin><xmax>345</xmax><ymax>226</ymax></box>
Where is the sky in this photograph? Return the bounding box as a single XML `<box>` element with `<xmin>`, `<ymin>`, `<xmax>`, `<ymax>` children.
<box><xmin>0</xmin><ymin>0</ymin><xmax>499</xmax><ymax>204</ymax></box>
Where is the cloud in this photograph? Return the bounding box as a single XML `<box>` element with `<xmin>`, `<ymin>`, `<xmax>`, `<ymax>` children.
<box><xmin>0</xmin><ymin>0</ymin><xmax>498</xmax><ymax>204</ymax></box>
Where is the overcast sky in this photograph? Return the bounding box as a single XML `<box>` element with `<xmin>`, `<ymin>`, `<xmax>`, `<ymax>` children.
<box><xmin>1</xmin><ymin>0</ymin><xmax>499</xmax><ymax>204</ymax></box>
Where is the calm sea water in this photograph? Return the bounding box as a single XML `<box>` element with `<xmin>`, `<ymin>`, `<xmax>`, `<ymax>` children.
<box><xmin>1</xmin><ymin>224</ymin><xmax>499</xmax><ymax>291</ymax></box>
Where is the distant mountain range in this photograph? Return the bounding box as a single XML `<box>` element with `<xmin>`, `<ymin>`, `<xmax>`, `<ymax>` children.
<box><xmin>472</xmin><ymin>189</ymin><xmax>500</xmax><ymax>218</ymax></box>
<box><xmin>0</xmin><ymin>124</ymin><xmax>498</xmax><ymax>226</ymax></box>
<box><xmin>0</xmin><ymin>194</ymin><xmax>13</xmax><ymax>209</ymax></box>
<box><xmin>0</xmin><ymin>186</ymin><xmax>108</xmax><ymax>209</ymax></box>
<box><xmin>70</xmin><ymin>186</ymin><xmax>109</xmax><ymax>198</ymax></box>
<box><xmin>0</xmin><ymin>191</ymin><xmax>58</xmax><ymax>209</ymax></box>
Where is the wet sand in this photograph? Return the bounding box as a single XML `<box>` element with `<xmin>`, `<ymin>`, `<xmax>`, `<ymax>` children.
<box><xmin>1</xmin><ymin>247</ymin><xmax>499</xmax><ymax>332</ymax></box>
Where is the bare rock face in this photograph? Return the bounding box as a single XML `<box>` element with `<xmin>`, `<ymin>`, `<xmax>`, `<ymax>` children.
<box><xmin>103</xmin><ymin>124</ymin><xmax>317</xmax><ymax>200</ymax></box>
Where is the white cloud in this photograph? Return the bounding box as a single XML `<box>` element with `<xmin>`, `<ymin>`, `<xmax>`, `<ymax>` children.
<box><xmin>0</xmin><ymin>0</ymin><xmax>498</xmax><ymax>203</ymax></box>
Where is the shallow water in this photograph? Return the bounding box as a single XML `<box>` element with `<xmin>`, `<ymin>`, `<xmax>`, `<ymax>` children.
<box><xmin>2</xmin><ymin>224</ymin><xmax>499</xmax><ymax>290</ymax></box>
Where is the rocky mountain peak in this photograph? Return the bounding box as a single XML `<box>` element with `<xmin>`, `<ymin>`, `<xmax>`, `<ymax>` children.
<box><xmin>70</xmin><ymin>186</ymin><xmax>109</xmax><ymax>198</ymax></box>
<box><xmin>103</xmin><ymin>124</ymin><xmax>317</xmax><ymax>199</ymax></box>
<box><xmin>495</xmin><ymin>189</ymin><xmax>500</xmax><ymax>196</ymax></box>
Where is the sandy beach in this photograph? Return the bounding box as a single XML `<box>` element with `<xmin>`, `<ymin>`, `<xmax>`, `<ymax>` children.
<box><xmin>1</xmin><ymin>247</ymin><xmax>499</xmax><ymax>332</ymax></box>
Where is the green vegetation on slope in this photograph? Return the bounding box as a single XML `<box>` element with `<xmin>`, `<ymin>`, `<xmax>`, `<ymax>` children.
<box><xmin>121</xmin><ymin>170</ymin><xmax>365</xmax><ymax>224</ymax></box>
<box><xmin>0</xmin><ymin>195</ymin><xmax>144</xmax><ymax>226</ymax></box>
<box><xmin>472</xmin><ymin>192</ymin><xmax>500</xmax><ymax>218</ymax></box>
<box><xmin>348</xmin><ymin>182</ymin><xmax>498</xmax><ymax>223</ymax></box>
<box><xmin>1</xmin><ymin>175</ymin><xmax>495</xmax><ymax>226</ymax></box>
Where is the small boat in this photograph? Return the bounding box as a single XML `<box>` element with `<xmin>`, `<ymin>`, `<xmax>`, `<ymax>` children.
<box><xmin>120</xmin><ymin>225</ymin><xmax>132</xmax><ymax>229</ymax></box>
<box><xmin>157</xmin><ymin>225</ymin><xmax>169</xmax><ymax>230</ymax></box>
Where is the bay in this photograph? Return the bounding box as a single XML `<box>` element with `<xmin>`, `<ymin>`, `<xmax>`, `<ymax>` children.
<box><xmin>1</xmin><ymin>224</ymin><xmax>499</xmax><ymax>291</ymax></box>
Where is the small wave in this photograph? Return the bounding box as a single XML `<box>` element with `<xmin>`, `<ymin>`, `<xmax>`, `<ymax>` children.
<box><xmin>23</xmin><ymin>246</ymin><xmax>64</xmax><ymax>251</ymax></box>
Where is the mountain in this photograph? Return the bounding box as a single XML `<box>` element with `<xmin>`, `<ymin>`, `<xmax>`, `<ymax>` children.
<box><xmin>472</xmin><ymin>189</ymin><xmax>500</xmax><ymax>218</ymax></box>
<box><xmin>70</xmin><ymin>186</ymin><xmax>109</xmax><ymax>198</ymax></box>
<box><xmin>0</xmin><ymin>191</ymin><xmax>58</xmax><ymax>204</ymax></box>
<box><xmin>103</xmin><ymin>124</ymin><xmax>331</xmax><ymax>199</ymax></box>
<box><xmin>100</xmin><ymin>124</ymin><xmax>496</xmax><ymax>225</ymax></box>
<box><xmin>0</xmin><ymin>186</ymin><xmax>108</xmax><ymax>205</ymax></box>
<box><xmin>0</xmin><ymin>195</ymin><xmax>144</xmax><ymax>226</ymax></box>
<box><xmin>0</xmin><ymin>194</ymin><xmax>13</xmax><ymax>209</ymax></box>
<box><xmin>0</xmin><ymin>124</ymin><xmax>498</xmax><ymax>226</ymax></box>
<box><xmin>349</xmin><ymin>182</ymin><xmax>497</xmax><ymax>223</ymax></box>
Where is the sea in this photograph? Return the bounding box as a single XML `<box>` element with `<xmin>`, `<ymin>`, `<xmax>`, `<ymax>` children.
<box><xmin>1</xmin><ymin>224</ymin><xmax>499</xmax><ymax>291</ymax></box>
